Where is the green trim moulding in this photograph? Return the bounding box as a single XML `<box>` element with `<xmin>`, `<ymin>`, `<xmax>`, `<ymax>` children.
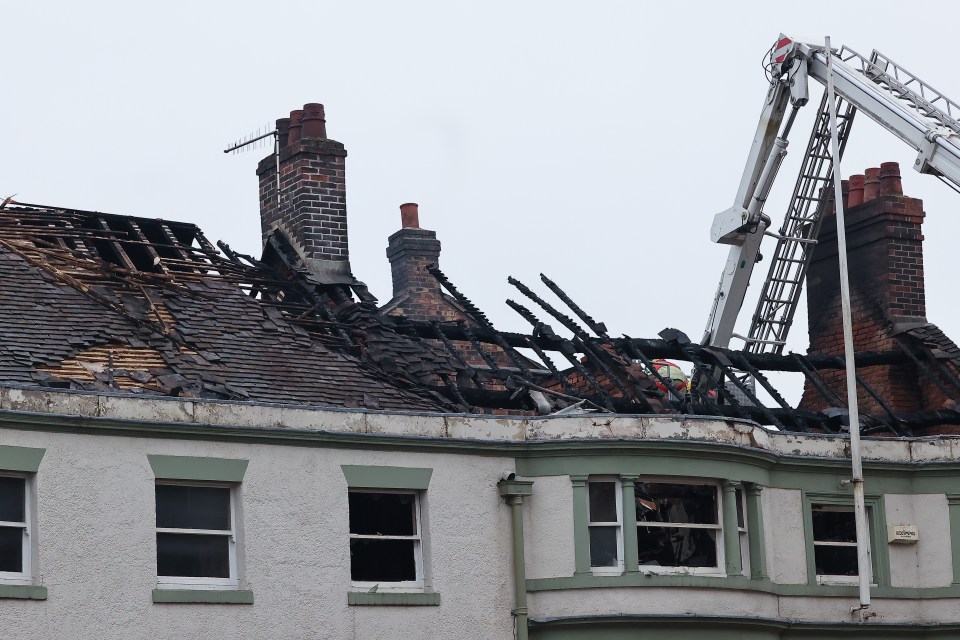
<box><xmin>341</xmin><ymin>465</ymin><xmax>432</xmax><ymax>490</ymax></box>
<box><xmin>152</xmin><ymin>589</ymin><xmax>254</xmax><ymax>604</ymax></box>
<box><xmin>347</xmin><ymin>591</ymin><xmax>441</xmax><ymax>606</ymax></box>
<box><xmin>147</xmin><ymin>455</ymin><xmax>248</xmax><ymax>483</ymax></box>
<box><xmin>0</xmin><ymin>445</ymin><xmax>45</xmax><ymax>473</ymax></box>
<box><xmin>0</xmin><ymin>584</ymin><xmax>47</xmax><ymax>600</ymax></box>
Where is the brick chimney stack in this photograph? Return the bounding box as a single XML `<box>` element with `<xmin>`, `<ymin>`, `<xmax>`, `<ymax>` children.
<box><xmin>800</xmin><ymin>161</ymin><xmax>928</xmax><ymax>414</ymax></box>
<box><xmin>385</xmin><ymin>203</ymin><xmax>446</xmax><ymax>318</ymax></box>
<box><xmin>257</xmin><ymin>103</ymin><xmax>350</xmax><ymax>277</ymax></box>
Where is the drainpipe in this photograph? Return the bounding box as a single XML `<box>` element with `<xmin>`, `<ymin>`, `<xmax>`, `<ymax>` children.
<box><xmin>499</xmin><ymin>477</ymin><xmax>534</xmax><ymax>640</ymax></box>
<box><xmin>825</xmin><ymin>35</ymin><xmax>870</xmax><ymax>611</ymax></box>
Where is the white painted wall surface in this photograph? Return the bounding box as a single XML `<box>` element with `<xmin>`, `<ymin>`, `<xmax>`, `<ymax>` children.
<box><xmin>522</xmin><ymin>475</ymin><xmax>574</xmax><ymax>580</ymax></box>
<box><xmin>0</xmin><ymin>428</ymin><xmax>516</xmax><ymax>640</ymax></box>
<box><xmin>762</xmin><ymin>488</ymin><xmax>808</xmax><ymax>585</ymax></box>
<box><xmin>885</xmin><ymin>493</ymin><xmax>953</xmax><ymax>589</ymax></box>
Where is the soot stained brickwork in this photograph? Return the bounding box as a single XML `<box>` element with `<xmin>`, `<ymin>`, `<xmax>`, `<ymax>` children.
<box><xmin>800</xmin><ymin>162</ymin><xmax>959</xmax><ymax>417</ymax></box>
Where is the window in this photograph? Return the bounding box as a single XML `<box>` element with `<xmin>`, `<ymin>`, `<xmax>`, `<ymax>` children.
<box><xmin>587</xmin><ymin>479</ymin><xmax>623</xmax><ymax>572</ymax></box>
<box><xmin>348</xmin><ymin>490</ymin><xmax>422</xmax><ymax>586</ymax></box>
<box><xmin>811</xmin><ymin>504</ymin><xmax>870</xmax><ymax>582</ymax></box>
<box><xmin>156</xmin><ymin>483</ymin><xmax>237</xmax><ymax>588</ymax></box>
<box><xmin>635</xmin><ymin>481</ymin><xmax>722</xmax><ymax>572</ymax></box>
<box><xmin>736</xmin><ymin>488</ymin><xmax>750</xmax><ymax>576</ymax></box>
<box><xmin>0</xmin><ymin>475</ymin><xmax>30</xmax><ymax>583</ymax></box>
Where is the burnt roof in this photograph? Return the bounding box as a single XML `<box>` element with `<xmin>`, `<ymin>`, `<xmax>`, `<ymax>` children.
<box><xmin>0</xmin><ymin>200</ymin><xmax>959</xmax><ymax>434</ymax></box>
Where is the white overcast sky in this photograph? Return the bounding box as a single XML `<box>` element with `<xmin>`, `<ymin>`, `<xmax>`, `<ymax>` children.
<box><xmin>4</xmin><ymin>1</ymin><xmax>959</xmax><ymax>403</ymax></box>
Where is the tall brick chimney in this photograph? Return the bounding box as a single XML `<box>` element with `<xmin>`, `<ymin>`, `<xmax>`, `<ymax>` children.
<box><xmin>257</xmin><ymin>103</ymin><xmax>351</xmax><ymax>279</ymax></box>
<box><xmin>800</xmin><ymin>162</ymin><xmax>928</xmax><ymax>414</ymax></box>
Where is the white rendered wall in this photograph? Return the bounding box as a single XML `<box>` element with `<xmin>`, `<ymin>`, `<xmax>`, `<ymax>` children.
<box><xmin>885</xmin><ymin>493</ymin><xmax>953</xmax><ymax>588</ymax></box>
<box><xmin>0</xmin><ymin>428</ymin><xmax>516</xmax><ymax>640</ymax></box>
<box><xmin>762</xmin><ymin>488</ymin><xmax>808</xmax><ymax>585</ymax></box>
<box><xmin>522</xmin><ymin>475</ymin><xmax>574</xmax><ymax>580</ymax></box>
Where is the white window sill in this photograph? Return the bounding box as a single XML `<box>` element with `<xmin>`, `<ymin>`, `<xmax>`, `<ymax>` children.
<box><xmin>350</xmin><ymin>581</ymin><xmax>425</xmax><ymax>593</ymax></box>
<box><xmin>639</xmin><ymin>567</ymin><xmax>725</xmax><ymax>577</ymax></box>
<box><xmin>591</xmin><ymin>567</ymin><xmax>624</xmax><ymax>576</ymax></box>
<box><xmin>816</xmin><ymin>576</ymin><xmax>876</xmax><ymax>587</ymax></box>
<box><xmin>157</xmin><ymin>580</ymin><xmax>238</xmax><ymax>591</ymax></box>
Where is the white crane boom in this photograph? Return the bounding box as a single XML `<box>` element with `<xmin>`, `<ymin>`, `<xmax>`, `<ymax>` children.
<box><xmin>703</xmin><ymin>35</ymin><xmax>960</xmax><ymax>350</ymax></box>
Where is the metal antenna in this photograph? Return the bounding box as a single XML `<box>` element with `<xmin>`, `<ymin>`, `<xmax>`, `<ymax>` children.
<box><xmin>224</xmin><ymin>124</ymin><xmax>281</xmax><ymax>205</ymax></box>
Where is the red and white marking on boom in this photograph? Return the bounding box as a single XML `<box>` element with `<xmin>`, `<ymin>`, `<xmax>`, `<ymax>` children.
<box><xmin>772</xmin><ymin>34</ymin><xmax>793</xmax><ymax>64</ymax></box>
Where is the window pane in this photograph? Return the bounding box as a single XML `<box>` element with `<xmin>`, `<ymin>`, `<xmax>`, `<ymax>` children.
<box><xmin>157</xmin><ymin>533</ymin><xmax>230</xmax><ymax>578</ymax></box>
<box><xmin>636</xmin><ymin>483</ymin><xmax>718</xmax><ymax>525</ymax></box>
<box><xmin>815</xmin><ymin>545</ymin><xmax>859</xmax><ymax>576</ymax></box>
<box><xmin>589</xmin><ymin>526</ymin><xmax>619</xmax><ymax>567</ymax></box>
<box><xmin>349</xmin><ymin>493</ymin><xmax>416</xmax><ymax>536</ymax></box>
<box><xmin>0</xmin><ymin>477</ymin><xmax>25</xmax><ymax>523</ymax></box>
<box><xmin>638</xmin><ymin>526</ymin><xmax>718</xmax><ymax>567</ymax></box>
<box><xmin>735</xmin><ymin>489</ymin><xmax>745</xmax><ymax>529</ymax></box>
<box><xmin>588</xmin><ymin>482</ymin><xmax>618</xmax><ymax>523</ymax></box>
<box><xmin>350</xmin><ymin>539</ymin><xmax>417</xmax><ymax>582</ymax></box>
<box><xmin>156</xmin><ymin>485</ymin><xmax>230</xmax><ymax>531</ymax></box>
<box><xmin>812</xmin><ymin>508</ymin><xmax>856</xmax><ymax>543</ymax></box>
<box><xmin>0</xmin><ymin>526</ymin><xmax>23</xmax><ymax>573</ymax></box>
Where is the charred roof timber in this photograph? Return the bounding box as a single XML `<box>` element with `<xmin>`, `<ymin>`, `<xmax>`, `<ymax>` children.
<box><xmin>0</xmin><ymin>196</ymin><xmax>958</xmax><ymax>434</ymax></box>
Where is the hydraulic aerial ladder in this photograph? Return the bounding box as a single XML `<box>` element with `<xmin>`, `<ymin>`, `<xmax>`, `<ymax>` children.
<box><xmin>703</xmin><ymin>35</ymin><xmax>960</xmax><ymax>353</ymax></box>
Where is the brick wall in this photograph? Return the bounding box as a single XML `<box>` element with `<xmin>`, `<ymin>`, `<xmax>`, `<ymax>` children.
<box><xmin>800</xmin><ymin>162</ymin><xmax>926</xmax><ymax>415</ymax></box>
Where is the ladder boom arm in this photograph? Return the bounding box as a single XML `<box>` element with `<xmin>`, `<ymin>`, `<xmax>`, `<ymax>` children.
<box><xmin>704</xmin><ymin>36</ymin><xmax>960</xmax><ymax>351</ymax></box>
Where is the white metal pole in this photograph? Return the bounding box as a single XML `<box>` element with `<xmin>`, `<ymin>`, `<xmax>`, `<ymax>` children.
<box><xmin>825</xmin><ymin>35</ymin><xmax>871</xmax><ymax>609</ymax></box>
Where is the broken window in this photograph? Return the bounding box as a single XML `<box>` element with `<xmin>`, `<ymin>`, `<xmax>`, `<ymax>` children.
<box><xmin>156</xmin><ymin>484</ymin><xmax>237</xmax><ymax>586</ymax></box>
<box><xmin>587</xmin><ymin>479</ymin><xmax>622</xmax><ymax>571</ymax></box>
<box><xmin>348</xmin><ymin>491</ymin><xmax>422</xmax><ymax>585</ymax></box>
<box><xmin>635</xmin><ymin>482</ymin><xmax>720</xmax><ymax>571</ymax></box>
<box><xmin>0</xmin><ymin>476</ymin><xmax>29</xmax><ymax>582</ymax></box>
<box><xmin>811</xmin><ymin>504</ymin><xmax>869</xmax><ymax>580</ymax></box>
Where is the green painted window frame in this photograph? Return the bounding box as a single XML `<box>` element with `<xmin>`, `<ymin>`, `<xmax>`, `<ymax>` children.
<box><xmin>147</xmin><ymin>454</ymin><xmax>249</xmax><ymax>601</ymax></box>
<box><xmin>147</xmin><ymin>454</ymin><xmax>248</xmax><ymax>482</ymax></box>
<box><xmin>573</xmin><ymin>475</ymin><xmax>756</xmax><ymax>579</ymax></box>
<box><xmin>801</xmin><ymin>491</ymin><xmax>889</xmax><ymax>587</ymax></box>
<box><xmin>0</xmin><ymin>446</ymin><xmax>45</xmax><ymax>600</ymax></box>
<box><xmin>152</xmin><ymin>588</ymin><xmax>253</xmax><ymax>604</ymax></box>
<box><xmin>341</xmin><ymin>465</ymin><xmax>439</xmax><ymax>605</ymax></box>
<box><xmin>0</xmin><ymin>445</ymin><xmax>45</xmax><ymax>473</ymax></box>
<box><xmin>340</xmin><ymin>465</ymin><xmax>432</xmax><ymax>490</ymax></box>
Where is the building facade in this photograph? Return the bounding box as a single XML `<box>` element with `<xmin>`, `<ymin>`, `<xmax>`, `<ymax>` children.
<box><xmin>4</xmin><ymin>386</ymin><xmax>960</xmax><ymax>638</ymax></box>
<box><xmin>4</xmin><ymin>104</ymin><xmax>960</xmax><ymax>638</ymax></box>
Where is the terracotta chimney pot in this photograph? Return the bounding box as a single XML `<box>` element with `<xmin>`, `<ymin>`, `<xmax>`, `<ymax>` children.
<box><xmin>841</xmin><ymin>179</ymin><xmax>850</xmax><ymax>210</ymax></box>
<box><xmin>276</xmin><ymin>118</ymin><xmax>291</xmax><ymax>147</ymax></box>
<box><xmin>879</xmin><ymin>161</ymin><xmax>903</xmax><ymax>195</ymax></box>
<box><xmin>301</xmin><ymin>103</ymin><xmax>327</xmax><ymax>138</ymax></box>
<box><xmin>400</xmin><ymin>203</ymin><xmax>419</xmax><ymax>229</ymax></box>
<box><xmin>863</xmin><ymin>167</ymin><xmax>881</xmax><ymax>202</ymax></box>
<box><xmin>287</xmin><ymin>110</ymin><xmax>304</xmax><ymax>146</ymax></box>
<box><xmin>847</xmin><ymin>174</ymin><xmax>865</xmax><ymax>208</ymax></box>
